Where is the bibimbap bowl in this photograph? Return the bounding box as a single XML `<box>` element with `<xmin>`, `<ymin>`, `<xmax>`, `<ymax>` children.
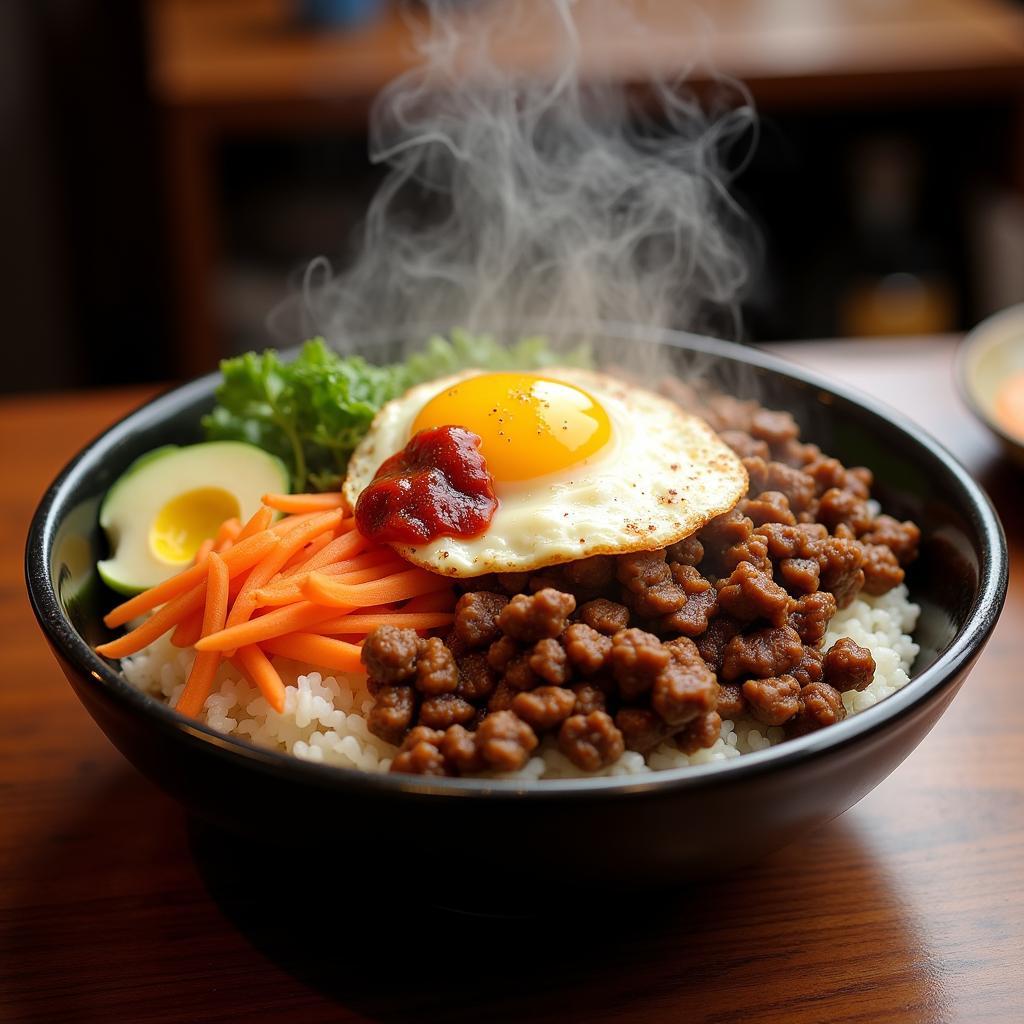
<box><xmin>26</xmin><ymin>327</ymin><xmax>1006</xmax><ymax>887</ymax></box>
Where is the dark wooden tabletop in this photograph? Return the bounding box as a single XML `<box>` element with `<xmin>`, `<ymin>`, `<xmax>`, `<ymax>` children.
<box><xmin>1</xmin><ymin>335</ymin><xmax>1020</xmax><ymax>1024</ymax></box>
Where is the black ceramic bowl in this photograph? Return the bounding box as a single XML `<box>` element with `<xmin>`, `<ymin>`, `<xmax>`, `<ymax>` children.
<box><xmin>26</xmin><ymin>328</ymin><xmax>1006</xmax><ymax>888</ymax></box>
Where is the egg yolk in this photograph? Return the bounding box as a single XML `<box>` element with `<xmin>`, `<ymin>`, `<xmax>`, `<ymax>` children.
<box><xmin>149</xmin><ymin>487</ymin><xmax>240</xmax><ymax>565</ymax></box>
<box><xmin>410</xmin><ymin>373</ymin><xmax>612</xmax><ymax>483</ymax></box>
<box><xmin>409</xmin><ymin>372</ymin><xmax>610</xmax><ymax>483</ymax></box>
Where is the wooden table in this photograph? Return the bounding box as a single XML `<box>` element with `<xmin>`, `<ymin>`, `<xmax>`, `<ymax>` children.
<box><xmin>1</xmin><ymin>335</ymin><xmax>1020</xmax><ymax>1023</ymax></box>
<box><xmin>148</xmin><ymin>0</ymin><xmax>1024</xmax><ymax>375</ymax></box>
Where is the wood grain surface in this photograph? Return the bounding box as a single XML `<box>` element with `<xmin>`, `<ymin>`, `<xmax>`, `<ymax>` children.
<box><xmin>1</xmin><ymin>336</ymin><xmax>1021</xmax><ymax>1024</ymax></box>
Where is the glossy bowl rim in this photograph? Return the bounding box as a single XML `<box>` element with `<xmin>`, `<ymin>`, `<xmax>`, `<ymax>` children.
<box><xmin>955</xmin><ymin>302</ymin><xmax>1024</xmax><ymax>455</ymax></box>
<box><xmin>26</xmin><ymin>326</ymin><xmax>1008</xmax><ymax>799</ymax></box>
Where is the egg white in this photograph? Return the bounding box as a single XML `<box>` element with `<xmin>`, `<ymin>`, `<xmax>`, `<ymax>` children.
<box><xmin>343</xmin><ymin>367</ymin><xmax>747</xmax><ymax>577</ymax></box>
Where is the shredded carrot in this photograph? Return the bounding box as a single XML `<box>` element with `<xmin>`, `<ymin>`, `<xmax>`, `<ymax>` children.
<box><xmin>280</xmin><ymin>530</ymin><xmax>334</xmax><ymax>573</ymax></box>
<box><xmin>254</xmin><ymin>557</ymin><xmax>409</xmax><ymax>607</ymax></box>
<box><xmin>221</xmin><ymin>509</ymin><xmax>345</xmax><ymax>640</ymax></box>
<box><xmin>262</xmin><ymin>491</ymin><xmax>347</xmax><ymax>514</ymax></box>
<box><xmin>194</xmin><ymin>601</ymin><xmax>345</xmax><ymax>653</ymax></box>
<box><xmin>103</xmin><ymin>529</ymin><xmax>278</xmax><ymax>629</ymax></box>
<box><xmin>304</xmin><ymin>568</ymin><xmax>453</xmax><ymax>608</ymax></box>
<box><xmin>281</xmin><ymin>530</ymin><xmax>367</xmax><ymax>577</ymax></box>
<box><xmin>170</xmin><ymin>609</ymin><xmax>204</xmax><ymax>648</ymax></box>
<box><xmin>214</xmin><ymin>517</ymin><xmax>241</xmax><ymax>549</ymax></box>
<box><xmin>176</xmin><ymin>553</ymin><xmax>230</xmax><ymax>716</ymax></box>
<box><xmin>317</xmin><ymin>611</ymin><xmax>454</xmax><ymax>634</ymax></box>
<box><xmin>235</xmin><ymin>506</ymin><xmax>274</xmax><ymax>541</ymax></box>
<box><xmin>235</xmin><ymin>644</ymin><xmax>286</xmax><ymax>713</ymax></box>
<box><xmin>261</xmin><ymin>633</ymin><xmax>364</xmax><ymax>674</ymax></box>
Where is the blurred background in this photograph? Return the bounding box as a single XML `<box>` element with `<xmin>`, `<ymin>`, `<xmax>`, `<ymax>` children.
<box><xmin>3</xmin><ymin>0</ymin><xmax>1024</xmax><ymax>392</ymax></box>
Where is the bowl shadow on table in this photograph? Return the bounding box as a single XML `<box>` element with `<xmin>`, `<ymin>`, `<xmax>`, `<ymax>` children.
<box><xmin>189</xmin><ymin>812</ymin><xmax>943</xmax><ymax>1023</ymax></box>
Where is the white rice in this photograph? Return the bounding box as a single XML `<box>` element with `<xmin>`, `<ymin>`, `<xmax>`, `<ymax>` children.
<box><xmin>121</xmin><ymin>584</ymin><xmax>919</xmax><ymax>779</ymax></box>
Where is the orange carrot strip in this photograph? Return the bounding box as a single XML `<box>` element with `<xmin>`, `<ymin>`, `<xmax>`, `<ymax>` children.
<box><xmin>235</xmin><ymin>506</ymin><xmax>274</xmax><ymax>542</ymax></box>
<box><xmin>281</xmin><ymin>530</ymin><xmax>368</xmax><ymax>577</ymax></box>
<box><xmin>176</xmin><ymin>553</ymin><xmax>230</xmax><ymax>717</ymax></box>
<box><xmin>103</xmin><ymin>530</ymin><xmax>279</xmax><ymax>629</ymax></box>
<box><xmin>254</xmin><ymin>558</ymin><xmax>410</xmax><ymax>607</ymax></box>
<box><xmin>262</xmin><ymin>491</ymin><xmax>347</xmax><ymax>514</ymax></box>
<box><xmin>194</xmin><ymin>601</ymin><xmax>347</xmax><ymax>653</ymax></box>
<box><xmin>214</xmin><ymin>517</ymin><xmax>242</xmax><ymax>549</ymax></box>
<box><xmin>235</xmin><ymin>644</ymin><xmax>286</xmax><ymax>713</ymax></box>
<box><xmin>261</xmin><ymin>634</ymin><xmax>364</xmax><ymax>674</ymax></box>
<box><xmin>192</xmin><ymin>538</ymin><xmax>215</xmax><ymax>567</ymax></box>
<box><xmin>318</xmin><ymin>611</ymin><xmax>454</xmax><ymax>634</ymax></box>
<box><xmin>280</xmin><ymin>530</ymin><xmax>334</xmax><ymax>573</ymax></box>
<box><xmin>223</xmin><ymin>510</ymin><xmax>345</xmax><ymax>633</ymax></box>
<box><xmin>170</xmin><ymin>609</ymin><xmax>204</xmax><ymax>648</ymax></box>
<box><xmin>304</xmin><ymin>569</ymin><xmax>452</xmax><ymax>608</ymax></box>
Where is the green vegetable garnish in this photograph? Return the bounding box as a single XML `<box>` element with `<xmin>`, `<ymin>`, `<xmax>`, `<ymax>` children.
<box><xmin>202</xmin><ymin>330</ymin><xmax>590</xmax><ymax>491</ymax></box>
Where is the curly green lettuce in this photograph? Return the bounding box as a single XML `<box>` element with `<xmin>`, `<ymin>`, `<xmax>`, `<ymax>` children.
<box><xmin>202</xmin><ymin>330</ymin><xmax>590</xmax><ymax>491</ymax></box>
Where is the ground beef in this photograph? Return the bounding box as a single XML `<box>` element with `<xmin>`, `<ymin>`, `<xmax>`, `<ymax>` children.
<box><xmin>666</xmin><ymin>535</ymin><xmax>704</xmax><ymax>566</ymax></box>
<box><xmin>859</xmin><ymin>515</ymin><xmax>920</xmax><ymax>565</ymax></box>
<box><xmin>721</xmin><ymin>625</ymin><xmax>803</xmax><ymax>681</ymax></box>
<box><xmin>578</xmin><ymin>598</ymin><xmax>630</xmax><ymax>635</ymax></box>
<box><xmin>817</xmin><ymin>537</ymin><xmax>866</xmax><ymax>608</ymax></box>
<box><xmin>372</xmin><ymin>388</ymin><xmax>919</xmax><ymax>777</ymax></box>
<box><xmin>368</xmin><ymin>685</ymin><xmax>416</xmax><ymax>745</ymax></box>
<box><xmin>486</xmin><ymin>635</ymin><xmax>519</xmax><ymax>673</ymax></box>
<box><xmin>528</xmin><ymin>637</ymin><xmax>570</xmax><ymax>685</ymax></box>
<box><xmin>562</xmin><ymin>623</ymin><xmax>612</xmax><ymax>675</ymax></box>
<box><xmin>652</xmin><ymin>638</ymin><xmax>718</xmax><ymax>725</ymax></box>
<box><xmin>362</xmin><ymin>625</ymin><xmax>421</xmax><ymax>688</ymax></box>
<box><xmin>742</xmin><ymin>457</ymin><xmax>817</xmax><ymax>514</ymax></box>
<box><xmin>656</xmin><ymin>586</ymin><xmax>718</xmax><ymax>638</ymax></box>
<box><xmin>742</xmin><ymin>674</ymin><xmax>802</xmax><ymax>726</ymax></box>
<box><xmin>675</xmin><ymin>711</ymin><xmax>723</xmax><ymax>754</ymax></box>
<box><xmin>562</xmin><ymin>555</ymin><xmax>615</xmax><ymax>592</ymax></box>
<box><xmin>789</xmin><ymin>645</ymin><xmax>825</xmax><ymax>687</ymax></box>
<box><xmin>609</xmin><ymin>628</ymin><xmax>670</xmax><ymax>700</ymax></box>
<box><xmin>439</xmin><ymin>724</ymin><xmax>483</xmax><ymax>774</ymax></box>
<box><xmin>695</xmin><ymin>615</ymin><xmax>743</xmax><ymax>672</ymax></box>
<box><xmin>716</xmin><ymin>561</ymin><xmax>791</xmax><ymax>626</ymax></box>
<box><xmin>391</xmin><ymin>726</ymin><xmax>448</xmax><ymax>776</ymax></box>
<box><xmin>456</xmin><ymin>652</ymin><xmax>496</xmax><ymax>702</ymax></box>
<box><xmin>861</xmin><ymin>543</ymin><xmax>905</xmax><ymax>595</ymax></box>
<box><xmin>716</xmin><ymin>683</ymin><xmax>746</xmax><ymax>719</ymax></box>
<box><xmin>789</xmin><ymin>681</ymin><xmax>846</xmax><ymax>736</ymax></box>
<box><xmin>777</xmin><ymin>557</ymin><xmax>820</xmax><ymax>594</ymax></box>
<box><xmin>740</xmin><ymin>490</ymin><xmax>797</xmax><ymax>527</ymax></box>
<box><xmin>816</xmin><ymin>487</ymin><xmax>874</xmax><ymax>534</ymax></box>
<box><xmin>454</xmin><ymin>591</ymin><xmax>509</xmax><ymax>648</ymax></box>
<box><xmin>616</xmin><ymin>550</ymin><xmax>687</xmax><ymax>617</ymax></box>
<box><xmin>823</xmin><ymin>637</ymin><xmax>876</xmax><ymax>692</ymax></box>
<box><xmin>788</xmin><ymin>591</ymin><xmax>837</xmax><ymax>645</ymax></box>
<box><xmin>571</xmin><ymin>683</ymin><xmax>607</xmax><ymax>716</ymax></box>
<box><xmin>476</xmin><ymin>711</ymin><xmax>538</xmax><ymax>771</ymax></box>
<box><xmin>558</xmin><ymin>711</ymin><xmax>625</xmax><ymax>770</ymax></box>
<box><xmin>615</xmin><ymin>707</ymin><xmax>670</xmax><ymax>753</ymax></box>
<box><xmin>805</xmin><ymin>456</ymin><xmax>872</xmax><ymax>499</ymax></box>
<box><xmin>512</xmin><ymin>686</ymin><xmax>578</xmax><ymax>732</ymax></box>
<box><xmin>419</xmin><ymin>693</ymin><xmax>477</xmax><ymax>730</ymax></box>
<box><xmin>415</xmin><ymin>637</ymin><xmax>459</xmax><ymax>695</ymax></box>
<box><xmin>719</xmin><ymin>428</ymin><xmax>770</xmax><ymax>460</ymax></box>
<box><xmin>497</xmin><ymin>588</ymin><xmax>576</xmax><ymax>642</ymax></box>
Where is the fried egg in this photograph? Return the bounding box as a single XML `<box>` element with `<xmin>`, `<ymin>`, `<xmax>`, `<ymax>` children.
<box><xmin>343</xmin><ymin>367</ymin><xmax>747</xmax><ymax>576</ymax></box>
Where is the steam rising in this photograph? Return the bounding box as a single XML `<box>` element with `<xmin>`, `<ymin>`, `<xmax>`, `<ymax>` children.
<box><xmin>276</xmin><ymin>0</ymin><xmax>757</xmax><ymax>349</ymax></box>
